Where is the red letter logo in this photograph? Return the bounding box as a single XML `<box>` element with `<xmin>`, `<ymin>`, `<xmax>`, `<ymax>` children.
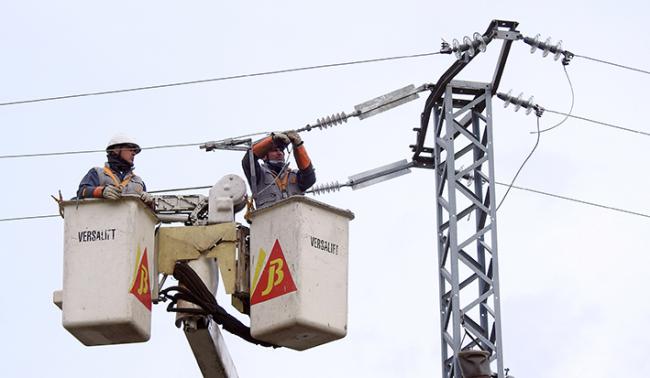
<box><xmin>129</xmin><ymin>247</ymin><xmax>152</xmax><ymax>310</ymax></box>
<box><xmin>251</xmin><ymin>240</ymin><xmax>297</xmax><ymax>305</ymax></box>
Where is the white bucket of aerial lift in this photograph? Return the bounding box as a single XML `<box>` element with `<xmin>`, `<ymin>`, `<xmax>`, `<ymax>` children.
<box><xmin>249</xmin><ymin>196</ymin><xmax>354</xmax><ymax>351</ymax></box>
<box><xmin>57</xmin><ymin>196</ymin><xmax>158</xmax><ymax>346</ymax></box>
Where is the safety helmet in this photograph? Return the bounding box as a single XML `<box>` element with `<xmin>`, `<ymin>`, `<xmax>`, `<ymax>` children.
<box><xmin>106</xmin><ymin>134</ymin><xmax>141</xmax><ymax>154</ymax></box>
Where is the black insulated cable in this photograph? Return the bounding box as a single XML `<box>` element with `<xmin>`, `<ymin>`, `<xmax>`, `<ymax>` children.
<box><xmin>160</xmin><ymin>262</ymin><xmax>279</xmax><ymax>348</ymax></box>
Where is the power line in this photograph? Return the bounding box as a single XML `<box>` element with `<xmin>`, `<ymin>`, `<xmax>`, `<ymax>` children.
<box><xmin>149</xmin><ymin>185</ymin><xmax>211</xmax><ymax>194</ymax></box>
<box><xmin>0</xmin><ymin>144</ymin><xmax>201</xmax><ymax>159</ymax></box>
<box><xmin>0</xmin><ymin>131</ymin><xmax>269</xmax><ymax>159</ymax></box>
<box><xmin>497</xmin><ymin>116</ymin><xmax>541</xmax><ymax>211</ymax></box>
<box><xmin>536</xmin><ymin>65</ymin><xmax>574</xmax><ymax>133</ymax></box>
<box><xmin>0</xmin><ymin>214</ymin><xmax>60</xmax><ymax>222</ymax></box>
<box><xmin>0</xmin><ymin>185</ymin><xmax>214</xmax><ymax>223</ymax></box>
<box><xmin>3</xmin><ymin>182</ymin><xmax>649</xmax><ymax>223</ymax></box>
<box><xmin>0</xmin><ymin>51</ymin><xmax>441</xmax><ymax>107</ymax></box>
<box><xmin>495</xmin><ymin>182</ymin><xmax>650</xmax><ymax>219</ymax></box>
<box><xmin>5</xmin><ymin>105</ymin><xmax>647</xmax><ymax>160</ymax></box>
<box><xmin>544</xmin><ymin>109</ymin><xmax>650</xmax><ymax>137</ymax></box>
<box><xmin>574</xmin><ymin>54</ymin><xmax>650</xmax><ymax>76</ymax></box>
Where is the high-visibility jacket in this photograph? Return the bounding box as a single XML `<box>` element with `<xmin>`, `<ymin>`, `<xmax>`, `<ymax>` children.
<box><xmin>254</xmin><ymin>163</ymin><xmax>304</xmax><ymax>209</ymax></box>
<box><xmin>242</xmin><ymin>136</ymin><xmax>316</xmax><ymax>209</ymax></box>
<box><xmin>77</xmin><ymin>164</ymin><xmax>146</xmax><ymax>199</ymax></box>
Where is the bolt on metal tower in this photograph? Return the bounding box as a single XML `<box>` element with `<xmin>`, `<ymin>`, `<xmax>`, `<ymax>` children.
<box><xmin>433</xmin><ymin>80</ymin><xmax>504</xmax><ymax>377</ymax></box>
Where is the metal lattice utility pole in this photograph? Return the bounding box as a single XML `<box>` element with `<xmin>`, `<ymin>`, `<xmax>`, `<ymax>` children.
<box><xmin>433</xmin><ymin>80</ymin><xmax>504</xmax><ymax>377</ymax></box>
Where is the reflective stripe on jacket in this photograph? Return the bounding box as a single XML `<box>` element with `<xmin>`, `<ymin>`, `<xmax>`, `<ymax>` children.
<box><xmin>93</xmin><ymin>165</ymin><xmax>145</xmax><ymax>195</ymax></box>
<box><xmin>254</xmin><ymin>163</ymin><xmax>303</xmax><ymax>209</ymax></box>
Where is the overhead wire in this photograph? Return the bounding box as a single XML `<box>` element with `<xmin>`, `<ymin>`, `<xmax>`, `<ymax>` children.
<box><xmin>0</xmin><ymin>51</ymin><xmax>441</xmax><ymax>107</ymax></box>
<box><xmin>2</xmin><ymin>44</ymin><xmax>649</xmax><ymax>220</ymax></box>
<box><xmin>0</xmin><ymin>214</ymin><xmax>60</xmax><ymax>222</ymax></box>
<box><xmin>3</xmin><ymin>181</ymin><xmax>650</xmax><ymax>222</ymax></box>
<box><xmin>497</xmin><ymin>116</ymin><xmax>541</xmax><ymax>211</ymax></box>
<box><xmin>542</xmin><ymin>52</ymin><xmax>649</xmax><ymax>136</ymax></box>
<box><xmin>0</xmin><ymin>131</ymin><xmax>270</xmax><ymax>159</ymax></box>
<box><xmin>0</xmin><ymin>185</ymin><xmax>215</xmax><ymax>222</ymax></box>
<box><xmin>535</xmin><ymin>65</ymin><xmax>575</xmax><ymax>134</ymax></box>
<box><xmin>542</xmin><ymin>110</ymin><xmax>650</xmax><ymax>137</ymax></box>
<box><xmin>574</xmin><ymin>54</ymin><xmax>650</xmax><ymax>76</ymax></box>
<box><xmin>3</xmin><ymin>52</ymin><xmax>649</xmax><ymax>161</ymax></box>
<box><xmin>4</xmin><ymin>106</ymin><xmax>648</xmax><ymax>160</ymax></box>
<box><xmin>149</xmin><ymin>185</ymin><xmax>212</xmax><ymax>194</ymax></box>
<box><xmin>494</xmin><ymin>182</ymin><xmax>650</xmax><ymax>219</ymax></box>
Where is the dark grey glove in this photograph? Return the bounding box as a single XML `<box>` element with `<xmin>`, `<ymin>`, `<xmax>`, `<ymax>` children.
<box><xmin>140</xmin><ymin>191</ymin><xmax>154</xmax><ymax>205</ymax></box>
<box><xmin>285</xmin><ymin>130</ymin><xmax>303</xmax><ymax>147</ymax></box>
<box><xmin>271</xmin><ymin>132</ymin><xmax>291</xmax><ymax>148</ymax></box>
<box><xmin>102</xmin><ymin>185</ymin><xmax>122</xmax><ymax>200</ymax></box>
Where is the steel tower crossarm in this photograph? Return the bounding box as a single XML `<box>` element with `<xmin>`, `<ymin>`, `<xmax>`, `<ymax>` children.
<box><xmin>411</xmin><ymin>19</ymin><xmax>520</xmax><ymax>168</ymax></box>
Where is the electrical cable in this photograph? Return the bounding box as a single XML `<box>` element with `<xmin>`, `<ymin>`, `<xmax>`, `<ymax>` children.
<box><xmin>494</xmin><ymin>181</ymin><xmax>650</xmax><ymax>219</ymax></box>
<box><xmin>496</xmin><ymin>116</ymin><xmax>541</xmax><ymax>211</ymax></box>
<box><xmin>535</xmin><ymin>65</ymin><xmax>574</xmax><ymax>134</ymax></box>
<box><xmin>0</xmin><ymin>143</ymin><xmax>200</xmax><ymax>159</ymax></box>
<box><xmin>0</xmin><ymin>131</ymin><xmax>270</xmax><ymax>159</ymax></box>
<box><xmin>0</xmin><ymin>214</ymin><xmax>60</xmax><ymax>222</ymax></box>
<box><xmin>3</xmin><ymin>98</ymin><xmax>647</xmax><ymax>161</ymax></box>
<box><xmin>574</xmin><ymin>54</ymin><xmax>650</xmax><ymax>76</ymax></box>
<box><xmin>543</xmin><ymin>110</ymin><xmax>650</xmax><ymax>137</ymax></box>
<box><xmin>159</xmin><ymin>262</ymin><xmax>278</xmax><ymax>348</ymax></box>
<box><xmin>0</xmin><ymin>52</ymin><xmax>441</xmax><ymax>107</ymax></box>
<box><xmin>5</xmin><ymin>107</ymin><xmax>645</xmax><ymax>160</ymax></box>
<box><xmin>149</xmin><ymin>185</ymin><xmax>212</xmax><ymax>194</ymax></box>
<box><xmin>4</xmin><ymin>180</ymin><xmax>650</xmax><ymax>222</ymax></box>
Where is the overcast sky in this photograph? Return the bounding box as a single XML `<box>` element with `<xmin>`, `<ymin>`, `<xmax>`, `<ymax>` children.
<box><xmin>2</xmin><ymin>1</ymin><xmax>649</xmax><ymax>377</ymax></box>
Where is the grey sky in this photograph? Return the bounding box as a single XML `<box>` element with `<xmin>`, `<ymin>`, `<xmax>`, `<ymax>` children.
<box><xmin>2</xmin><ymin>1</ymin><xmax>649</xmax><ymax>377</ymax></box>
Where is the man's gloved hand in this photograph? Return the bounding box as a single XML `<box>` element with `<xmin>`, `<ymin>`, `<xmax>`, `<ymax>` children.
<box><xmin>102</xmin><ymin>185</ymin><xmax>122</xmax><ymax>200</ymax></box>
<box><xmin>140</xmin><ymin>191</ymin><xmax>154</xmax><ymax>205</ymax></box>
<box><xmin>271</xmin><ymin>132</ymin><xmax>291</xmax><ymax>148</ymax></box>
<box><xmin>285</xmin><ymin>130</ymin><xmax>303</xmax><ymax>147</ymax></box>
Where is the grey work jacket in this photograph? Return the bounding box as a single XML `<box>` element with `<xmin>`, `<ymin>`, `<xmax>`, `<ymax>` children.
<box><xmin>94</xmin><ymin>166</ymin><xmax>145</xmax><ymax>195</ymax></box>
<box><xmin>255</xmin><ymin>164</ymin><xmax>303</xmax><ymax>209</ymax></box>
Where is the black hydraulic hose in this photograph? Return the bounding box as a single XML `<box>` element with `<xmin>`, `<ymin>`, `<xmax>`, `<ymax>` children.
<box><xmin>164</xmin><ymin>262</ymin><xmax>279</xmax><ymax>348</ymax></box>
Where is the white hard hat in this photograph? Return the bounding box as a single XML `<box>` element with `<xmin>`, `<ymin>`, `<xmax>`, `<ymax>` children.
<box><xmin>106</xmin><ymin>134</ymin><xmax>141</xmax><ymax>154</ymax></box>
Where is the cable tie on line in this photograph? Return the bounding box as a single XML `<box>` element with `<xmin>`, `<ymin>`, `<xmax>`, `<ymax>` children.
<box><xmin>0</xmin><ymin>51</ymin><xmax>441</xmax><ymax>107</ymax></box>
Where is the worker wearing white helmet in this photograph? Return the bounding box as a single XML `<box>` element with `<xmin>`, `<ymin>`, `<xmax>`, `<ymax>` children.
<box><xmin>242</xmin><ymin>130</ymin><xmax>316</xmax><ymax>209</ymax></box>
<box><xmin>77</xmin><ymin>134</ymin><xmax>153</xmax><ymax>205</ymax></box>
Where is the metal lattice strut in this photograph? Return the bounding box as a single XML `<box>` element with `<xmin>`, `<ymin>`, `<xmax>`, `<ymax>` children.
<box><xmin>433</xmin><ymin>80</ymin><xmax>504</xmax><ymax>378</ymax></box>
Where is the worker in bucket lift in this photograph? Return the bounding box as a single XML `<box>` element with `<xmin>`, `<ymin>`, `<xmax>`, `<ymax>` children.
<box><xmin>76</xmin><ymin>134</ymin><xmax>154</xmax><ymax>206</ymax></box>
<box><xmin>242</xmin><ymin>130</ymin><xmax>315</xmax><ymax>209</ymax></box>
